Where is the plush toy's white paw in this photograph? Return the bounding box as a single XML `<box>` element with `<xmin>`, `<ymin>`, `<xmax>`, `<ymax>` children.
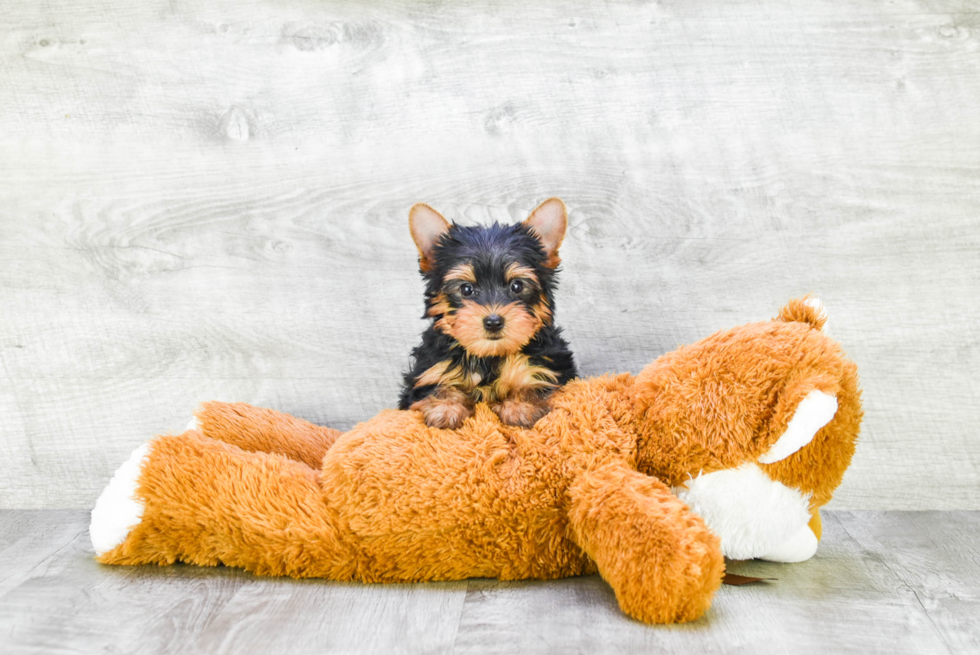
<box><xmin>185</xmin><ymin>415</ymin><xmax>201</xmax><ymax>432</ymax></box>
<box><xmin>759</xmin><ymin>524</ymin><xmax>819</xmax><ymax>563</ymax></box>
<box><xmin>90</xmin><ymin>444</ymin><xmax>150</xmax><ymax>556</ymax></box>
<box><xmin>673</xmin><ymin>463</ymin><xmax>812</xmax><ymax>561</ymax></box>
<box><xmin>758</xmin><ymin>390</ymin><xmax>838</xmax><ymax>464</ymax></box>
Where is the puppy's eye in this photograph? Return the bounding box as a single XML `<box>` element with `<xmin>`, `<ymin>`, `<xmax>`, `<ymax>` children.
<box><xmin>510</xmin><ymin>280</ymin><xmax>524</xmax><ymax>294</ymax></box>
<box><xmin>460</xmin><ymin>283</ymin><xmax>474</xmax><ymax>297</ymax></box>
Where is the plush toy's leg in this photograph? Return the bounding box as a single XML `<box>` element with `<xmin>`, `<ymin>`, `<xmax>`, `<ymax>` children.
<box><xmin>91</xmin><ymin>432</ymin><xmax>356</xmax><ymax>580</ymax></box>
<box><xmin>189</xmin><ymin>401</ymin><xmax>343</xmax><ymax>469</ymax></box>
<box><xmin>568</xmin><ymin>463</ymin><xmax>724</xmax><ymax>624</ymax></box>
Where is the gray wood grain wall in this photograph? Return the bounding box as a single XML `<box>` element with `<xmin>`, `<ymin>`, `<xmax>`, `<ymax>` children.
<box><xmin>1</xmin><ymin>0</ymin><xmax>978</xmax><ymax>510</ymax></box>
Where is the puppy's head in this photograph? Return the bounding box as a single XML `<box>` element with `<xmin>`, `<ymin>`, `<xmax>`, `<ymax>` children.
<box><xmin>409</xmin><ymin>198</ymin><xmax>567</xmax><ymax>358</ymax></box>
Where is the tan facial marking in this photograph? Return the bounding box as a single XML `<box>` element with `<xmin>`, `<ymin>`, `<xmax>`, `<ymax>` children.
<box><xmin>451</xmin><ymin>301</ymin><xmax>543</xmax><ymax>358</ymax></box>
<box><xmin>434</xmin><ymin>314</ymin><xmax>454</xmax><ymax>336</ymax></box>
<box><xmin>504</xmin><ymin>262</ymin><xmax>539</xmax><ymax>285</ymax></box>
<box><xmin>444</xmin><ymin>264</ymin><xmax>477</xmax><ymax>283</ymax></box>
<box><xmin>427</xmin><ymin>293</ymin><xmax>452</xmax><ymax>318</ymax></box>
<box><xmin>531</xmin><ymin>300</ymin><xmax>553</xmax><ymax>325</ymax></box>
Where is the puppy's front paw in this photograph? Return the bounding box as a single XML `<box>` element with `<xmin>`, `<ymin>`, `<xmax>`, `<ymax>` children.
<box><xmin>424</xmin><ymin>402</ymin><xmax>473</xmax><ymax>429</ymax></box>
<box><xmin>493</xmin><ymin>398</ymin><xmax>550</xmax><ymax>428</ymax></box>
<box><xmin>411</xmin><ymin>395</ymin><xmax>474</xmax><ymax>429</ymax></box>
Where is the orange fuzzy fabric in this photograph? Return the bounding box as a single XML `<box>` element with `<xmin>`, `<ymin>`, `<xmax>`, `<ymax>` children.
<box><xmin>97</xmin><ymin>299</ymin><xmax>861</xmax><ymax>624</ymax></box>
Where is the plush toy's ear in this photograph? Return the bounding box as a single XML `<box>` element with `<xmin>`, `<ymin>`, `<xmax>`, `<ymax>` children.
<box><xmin>523</xmin><ymin>198</ymin><xmax>567</xmax><ymax>268</ymax></box>
<box><xmin>409</xmin><ymin>203</ymin><xmax>451</xmax><ymax>273</ymax></box>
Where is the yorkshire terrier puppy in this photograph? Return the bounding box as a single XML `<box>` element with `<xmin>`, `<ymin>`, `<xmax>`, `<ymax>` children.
<box><xmin>398</xmin><ymin>198</ymin><xmax>577</xmax><ymax>429</ymax></box>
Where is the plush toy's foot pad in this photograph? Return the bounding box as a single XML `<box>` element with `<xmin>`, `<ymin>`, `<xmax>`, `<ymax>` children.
<box><xmin>90</xmin><ymin>444</ymin><xmax>150</xmax><ymax>556</ymax></box>
<box><xmin>760</xmin><ymin>524</ymin><xmax>819</xmax><ymax>563</ymax></box>
<box><xmin>758</xmin><ymin>390</ymin><xmax>838</xmax><ymax>464</ymax></box>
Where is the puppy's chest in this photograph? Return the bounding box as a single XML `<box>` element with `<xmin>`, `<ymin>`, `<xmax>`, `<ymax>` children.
<box><xmin>458</xmin><ymin>353</ymin><xmax>557</xmax><ymax>401</ymax></box>
<box><xmin>455</xmin><ymin>357</ymin><xmax>502</xmax><ymax>400</ymax></box>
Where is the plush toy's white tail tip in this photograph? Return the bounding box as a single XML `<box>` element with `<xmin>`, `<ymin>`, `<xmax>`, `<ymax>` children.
<box><xmin>777</xmin><ymin>297</ymin><xmax>828</xmax><ymax>331</ymax></box>
<box><xmin>90</xmin><ymin>444</ymin><xmax>150</xmax><ymax>555</ymax></box>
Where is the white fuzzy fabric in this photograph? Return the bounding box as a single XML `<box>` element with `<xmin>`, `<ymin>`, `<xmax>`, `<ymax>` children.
<box><xmin>804</xmin><ymin>296</ymin><xmax>831</xmax><ymax>335</ymax></box>
<box><xmin>760</xmin><ymin>523</ymin><xmax>819</xmax><ymax>563</ymax></box>
<box><xmin>89</xmin><ymin>444</ymin><xmax>150</xmax><ymax>555</ymax></box>
<box><xmin>758</xmin><ymin>390</ymin><xmax>838</xmax><ymax>464</ymax></box>
<box><xmin>803</xmin><ymin>296</ymin><xmax>827</xmax><ymax>325</ymax></box>
<box><xmin>185</xmin><ymin>415</ymin><xmax>201</xmax><ymax>432</ymax></box>
<box><xmin>673</xmin><ymin>463</ymin><xmax>812</xmax><ymax>561</ymax></box>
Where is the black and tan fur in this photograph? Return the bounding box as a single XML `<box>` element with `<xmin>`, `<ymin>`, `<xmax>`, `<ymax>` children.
<box><xmin>398</xmin><ymin>198</ymin><xmax>577</xmax><ymax>428</ymax></box>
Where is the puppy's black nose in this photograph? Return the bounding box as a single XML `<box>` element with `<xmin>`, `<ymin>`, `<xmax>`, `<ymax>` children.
<box><xmin>483</xmin><ymin>314</ymin><xmax>504</xmax><ymax>333</ymax></box>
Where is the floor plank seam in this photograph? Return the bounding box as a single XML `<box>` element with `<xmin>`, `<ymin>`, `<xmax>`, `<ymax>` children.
<box><xmin>446</xmin><ymin>580</ymin><xmax>468</xmax><ymax>655</ymax></box>
<box><xmin>832</xmin><ymin>513</ymin><xmax>956</xmax><ymax>655</ymax></box>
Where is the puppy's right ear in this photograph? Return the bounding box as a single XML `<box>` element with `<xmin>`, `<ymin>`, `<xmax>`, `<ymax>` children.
<box><xmin>409</xmin><ymin>203</ymin><xmax>451</xmax><ymax>273</ymax></box>
<box><xmin>523</xmin><ymin>197</ymin><xmax>567</xmax><ymax>269</ymax></box>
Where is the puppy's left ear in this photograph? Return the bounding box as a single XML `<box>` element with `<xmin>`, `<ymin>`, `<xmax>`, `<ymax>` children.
<box><xmin>523</xmin><ymin>197</ymin><xmax>567</xmax><ymax>268</ymax></box>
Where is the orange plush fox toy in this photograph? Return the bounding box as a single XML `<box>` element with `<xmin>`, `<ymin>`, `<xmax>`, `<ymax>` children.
<box><xmin>90</xmin><ymin>298</ymin><xmax>861</xmax><ymax>624</ymax></box>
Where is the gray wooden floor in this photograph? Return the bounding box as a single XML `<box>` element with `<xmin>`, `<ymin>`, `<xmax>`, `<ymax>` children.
<box><xmin>0</xmin><ymin>511</ymin><xmax>976</xmax><ymax>654</ymax></box>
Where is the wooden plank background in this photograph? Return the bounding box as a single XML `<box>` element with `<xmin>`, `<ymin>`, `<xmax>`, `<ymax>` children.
<box><xmin>1</xmin><ymin>0</ymin><xmax>978</xmax><ymax>509</ymax></box>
